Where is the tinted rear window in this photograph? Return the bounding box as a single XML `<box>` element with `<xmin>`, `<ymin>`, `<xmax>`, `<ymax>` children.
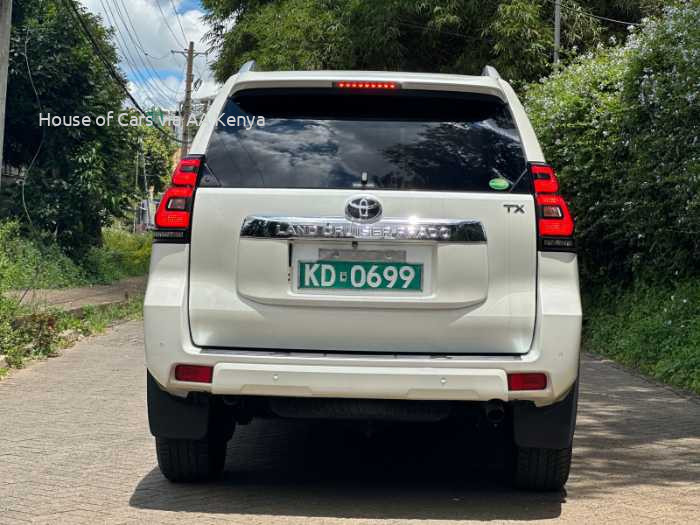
<box><xmin>204</xmin><ymin>89</ymin><xmax>530</xmax><ymax>193</ymax></box>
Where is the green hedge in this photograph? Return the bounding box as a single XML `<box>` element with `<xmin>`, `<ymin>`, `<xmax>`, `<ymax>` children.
<box><xmin>584</xmin><ymin>278</ymin><xmax>700</xmax><ymax>394</ymax></box>
<box><xmin>525</xmin><ymin>2</ymin><xmax>700</xmax><ymax>285</ymax></box>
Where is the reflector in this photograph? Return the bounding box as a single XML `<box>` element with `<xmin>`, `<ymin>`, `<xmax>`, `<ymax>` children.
<box><xmin>174</xmin><ymin>364</ymin><xmax>213</xmax><ymax>383</ymax></box>
<box><xmin>508</xmin><ymin>372</ymin><xmax>547</xmax><ymax>391</ymax></box>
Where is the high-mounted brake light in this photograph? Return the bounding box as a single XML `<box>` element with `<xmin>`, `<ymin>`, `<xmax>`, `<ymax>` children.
<box><xmin>334</xmin><ymin>81</ymin><xmax>400</xmax><ymax>90</ymax></box>
<box><xmin>531</xmin><ymin>163</ymin><xmax>575</xmax><ymax>252</ymax></box>
<box><xmin>154</xmin><ymin>155</ymin><xmax>203</xmax><ymax>242</ymax></box>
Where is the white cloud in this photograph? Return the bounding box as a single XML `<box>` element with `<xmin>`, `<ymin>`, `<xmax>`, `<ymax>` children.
<box><xmin>81</xmin><ymin>0</ymin><xmax>221</xmax><ymax>110</ymax></box>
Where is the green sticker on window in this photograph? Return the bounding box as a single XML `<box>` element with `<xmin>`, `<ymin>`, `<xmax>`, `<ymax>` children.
<box><xmin>489</xmin><ymin>178</ymin><xmax>510</xmax><ymax>191</ymax></box>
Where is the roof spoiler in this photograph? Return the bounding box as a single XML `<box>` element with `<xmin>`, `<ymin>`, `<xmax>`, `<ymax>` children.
<box><xmin>481</xmin><ymin>65</ymin><xmax>501</xmax><ymax>80</ymax></box>
<box><xmin>238</xmin><ymin>60</ymin><xmax>256</xmax><ymax>74</ymax></box>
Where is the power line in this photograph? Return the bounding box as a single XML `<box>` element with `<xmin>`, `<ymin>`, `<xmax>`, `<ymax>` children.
<box><xmin>111</xmin><ymin>0</ymin><xmax>182</xmax><ymax>96</ymax></box>
<box><xmin>168</xmin><ymin>0</ymin><xmax>190</xmax><ymax>45</ymax></box>
<box><xmin>156</xmin><ymin>0</ymin><xmax>186</xmax><ymax>47</ymax></box>
<box><xmin>102</xmin><ymin>0</ymin><xmax>179</xmax><ymax>104</ymax></box>
<box><xmin>60</xmin><ymin>0</ymin><xmax>181</xmax><ymax>143</ymax></box>
<box><xmin>98</xmin><ymin>0</ymin><xmax>169</xmax><ymax>106</ymax></box>
<box><xmin>99</xmin><ymin>0</ymin><xmax>174</xmax><ymax>107</ymax></box>
<box><xmin>114</xmin><ymin>0</ymin><xmax>168</xmax><ymax>62</ymax></box>
<box><xmin>545</xmin><ymin>0</ymin><xmax>639</xmax><ymax>27</ymax></box>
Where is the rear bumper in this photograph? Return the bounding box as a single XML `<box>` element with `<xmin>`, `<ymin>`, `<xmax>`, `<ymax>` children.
<box><xmin>145</xmin><ymin>245</ymin><xmax>581</xmax><ymax>407</ymax></box>
<box><xmin>211</xmin><ymin>362</ymin><xmax>507</xmax><ymax>400</ymax></box>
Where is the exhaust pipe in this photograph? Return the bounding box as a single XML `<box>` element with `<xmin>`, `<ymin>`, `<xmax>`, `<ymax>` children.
<box><xmin>484</xmin><ymin>400</ymin><xmax>505</xmax><ymax>425</ymax></box>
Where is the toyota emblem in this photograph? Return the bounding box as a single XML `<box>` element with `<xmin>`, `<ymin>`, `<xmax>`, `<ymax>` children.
<box><xmin>345</xmin><ymin>195</ymin><xmax>382</xmax><ymax>223</ymax></box>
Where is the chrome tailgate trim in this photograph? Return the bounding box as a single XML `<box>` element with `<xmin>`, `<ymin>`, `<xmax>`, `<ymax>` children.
<box><xmin>240</xmin><ymin>216</ymin><xmax>487</xmax><ymax>243</ymax></box>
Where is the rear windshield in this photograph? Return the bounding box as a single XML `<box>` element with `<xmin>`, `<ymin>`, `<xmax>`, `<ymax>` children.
<box><xmin>204</xmin><ymin>89</ymin><xmax>530</xmax><ymax>193</ymax></box>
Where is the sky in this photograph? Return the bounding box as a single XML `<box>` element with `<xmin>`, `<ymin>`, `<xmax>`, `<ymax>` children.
<box><xmin>81</xmin><ymin>0</ymin><xmax>221</xmax><ymax>110</ymax></box>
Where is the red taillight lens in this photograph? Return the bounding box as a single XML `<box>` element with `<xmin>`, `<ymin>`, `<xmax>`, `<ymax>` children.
<box><xmin>532</xmin><ymin>164</ymin><xmax>559</xmax><ymax>193</ymax></box>
<box><xmin>174</xmin><ymin>364</ymin><xmax>213</xmax><ymax>383</ymax></box>
<box><xmin>155</xmin><ymin>155</ymin><xmax>203</xmax><ymax>238</ymax></box>
<box><xmin>508</xmin><ymin>373</ymin><xmax>547</xmax><ymax>391</ymax></box>
<box><xmin>334</xmin><ymin>81</ymin><xmax>399</xmax><ymax>90</ymax></box>
<box><xmin>531</xmin><ymin>163</ymin><xmax>575</xmax><ymax>251</ymax></box>
<box><xmin>172</xmin><ymin>157</ymin><xmax>201</xmax><ymax>186</ymax></box>
<box><xmin>537</xmin><ymin>194</ymin><xmax>574</xmax><ymax>236</ymax></box>
<box><xmin>156</xmin><ymin>186</ymin><xmax>193</xmax><ymax>228</ymax></box>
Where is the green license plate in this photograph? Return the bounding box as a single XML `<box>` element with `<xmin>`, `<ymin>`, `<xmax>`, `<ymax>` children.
<box><xmin>298</xmin><ymin>260</ymin><xmax>423</xmax><ymax>291</ymax></box>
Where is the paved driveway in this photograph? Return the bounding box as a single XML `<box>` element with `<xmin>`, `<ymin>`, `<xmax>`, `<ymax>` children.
<box><xmin>1</xmin><ymin>320</ymin><xmax>698</xmax><ymax>524</ymax></box>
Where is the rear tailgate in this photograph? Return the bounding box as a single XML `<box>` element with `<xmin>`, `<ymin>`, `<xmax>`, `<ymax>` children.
<box><xmin>188</xmin><ymin>86</ymin><xmax>536</xmax><ymax>354</ymax></box>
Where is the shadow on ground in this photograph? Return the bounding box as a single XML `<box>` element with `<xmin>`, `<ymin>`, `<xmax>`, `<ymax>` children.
<box><xmin>129</xmin><ymin>356</ymin><xmax>700</xmax><ymax>520</ymax></box>
<box><xmin>130</xmin><ymin>417</ymin><xmax>564</xmax><ymax>521</ymax></box>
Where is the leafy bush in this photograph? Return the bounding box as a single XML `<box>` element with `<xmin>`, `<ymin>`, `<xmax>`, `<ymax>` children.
<box><xmin>584</xmin><ymin>278</ymin><xmax>700</xmax><ymax>394</ymax></box>
<box><xmin>525</xmin><ymin>1</ymin><xmax>700</xmax><ymax>284</ymax></box>
<box><xmin>0</xmin><ymin>221</ymin><xmax>87</xmax><ymax>291</ymax></box>
<box><xmin>0</xmin><ymin>221</ymin><xmax>151</xmax><ymax>291</ymax></box>
<box><xmin>0</xmin><ymin>297</ymin><xmax>27</xmax><ymax>365</ymax></box>
<box><xmin>82</xmin><ymin>228</ymin><xmax>152</xmax><ymax>284</ymax></box>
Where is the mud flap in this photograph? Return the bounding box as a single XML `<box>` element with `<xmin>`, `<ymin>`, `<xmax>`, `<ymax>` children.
<box><xmin>512</xmin><ymin>380</ymin><xmax>578</xmax><ymax>449</ymax></box>
<box><xmin>147</xmin><ymin>372</ymin><xmax>231</xmax><ymax>440</ymax></box>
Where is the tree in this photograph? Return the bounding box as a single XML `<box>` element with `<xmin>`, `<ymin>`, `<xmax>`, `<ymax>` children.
<box><xmin>525</xmin><ymin>2</ymin><xmax>700</xmax><ymax>283</ymax></box>
<box><xmin>1</xmin><ymin>0</ymin><xmax>174</xmax><ymax>257</ymax></box>
<box><xmin>202</xmin><ymin>0</ymin><xmax>662</xmax><ymax>86</ymax></box>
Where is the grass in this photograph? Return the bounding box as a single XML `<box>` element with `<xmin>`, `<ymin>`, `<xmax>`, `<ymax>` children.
<box><xmin>0</xmin><ymin>220</ymin><xmax>151</xmax><ymax>290</ymax></box>
<box><xmin>583</xmin><ymin>278</ymin><xmax>700</xmax><ymax>395</ymax></box>
<box><xmin>0</xmin><ymin>221</ymin><xmax>87</xmax><ymax>290</ymax></box>
<box><xmin>0</xmin><ymin>220</ymin><xmax>149</xmax><ymax>370</ymax></box>
<box><xmin>82</xmin><ymin>228</ymin><xmax>152</xmax><ymax>284</ymax></box>
<box><xmin>0</xmin><ymin>294</ymin><xmax>143</xmax><ymax>370</ymax></box>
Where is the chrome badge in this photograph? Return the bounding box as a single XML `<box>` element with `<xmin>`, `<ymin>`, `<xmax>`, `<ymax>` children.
<box><xmin>345</xmin><ymin>195</ymin><xmax>382</xmax><ymax>223</ymax></box>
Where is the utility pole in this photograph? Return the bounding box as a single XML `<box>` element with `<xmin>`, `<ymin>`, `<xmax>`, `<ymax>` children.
<box><xmin>181</xmin><ymin>41</ymin><xmax>193</xmax><ymax>156</ymax></box>
<box><xmin>0</xmin><ymin>0</ymin><xmax>13</xmax><ymax>190</ymax></box>
<box><xmin>172</xmin><ymin>42</ymin><xmax>205</xmax><ymax>157</ymax></box>
<box><xmin>553</xmin><ymin>0</ymin><xmax>561</xmax><ymax>67</ymax></box>
<box><xmin>142</xmin><ymin>150</ymin><xmax>151</xmax><ymax>228</ymax></box>
<box><xmin>133</xmin><ymin>149</ymin><xmax>139</xmax><ymax>232</ymax></box>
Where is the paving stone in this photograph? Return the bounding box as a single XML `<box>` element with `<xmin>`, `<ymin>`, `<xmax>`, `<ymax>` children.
<box><xmin>1</xmin><ymin>320</ymin><xmax>698</xmax><ymax>524</ymax></box>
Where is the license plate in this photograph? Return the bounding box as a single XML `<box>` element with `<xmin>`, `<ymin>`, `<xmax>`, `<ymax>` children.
<box><xmin>298</xmin><ymin>260</ymin><xmax>423</xmax><ymax>291</ymax></box>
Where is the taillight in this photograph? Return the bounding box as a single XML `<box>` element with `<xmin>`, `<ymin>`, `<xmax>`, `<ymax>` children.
<box><xmin>154</xmin><ymin>155</ymin><xmax>203</xmax><ymax>242</ymax></box>
<box><xmin>334</xmin><ymin>81</ymin><xmax>400</xmax><ymax>90</ymax></box>
<box><xmin>531</xmin><ymin>163</ymin><xmax>575</xmax><ymax>251</ymax></box>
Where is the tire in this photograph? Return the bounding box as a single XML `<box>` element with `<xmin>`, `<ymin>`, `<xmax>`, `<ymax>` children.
<box><xmin>155</xmin><ymin>436</ymin><xmax>228</xmax><ymax>482</ymax></box>
<box><xmin>514</xmin><ymin>445</ymin><xmax>572</xmax><ymax>491</ymax></box>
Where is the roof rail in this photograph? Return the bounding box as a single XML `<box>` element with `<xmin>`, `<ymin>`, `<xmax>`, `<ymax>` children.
<box><xmin>481</xmin><ymin>65</ymin><xmax>501</xmax><ymax>80</ymax></box>
<box><xmin>238</xmin><ymin>60</ymin><xmax>256</xmax><ymax>74</ymax></box>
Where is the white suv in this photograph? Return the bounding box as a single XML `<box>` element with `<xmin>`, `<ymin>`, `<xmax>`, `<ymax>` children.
<box><xmin>145</xmin><ymin>63</ymin><xmax>581</xmax><ymax>491</ymax></box>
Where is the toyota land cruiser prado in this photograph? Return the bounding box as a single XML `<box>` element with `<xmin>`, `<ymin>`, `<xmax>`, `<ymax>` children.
<box><xmin>145</xmin><ymin>63</ymin><xmax>581</xmax><ymax>491</ymax></box>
